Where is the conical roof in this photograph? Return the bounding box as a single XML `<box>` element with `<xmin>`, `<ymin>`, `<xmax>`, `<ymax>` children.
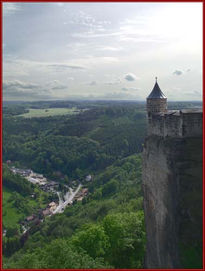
<box><xmin>147</xmin><ymin>80</ymin><xmax>166</xmax><ymax>99</ymax></box>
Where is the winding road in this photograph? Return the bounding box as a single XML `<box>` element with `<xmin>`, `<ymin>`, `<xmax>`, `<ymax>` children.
<box><xmin>53</xmin><ymin>184</ymin><xmax>82</xmax><ymax>214</ymax></box>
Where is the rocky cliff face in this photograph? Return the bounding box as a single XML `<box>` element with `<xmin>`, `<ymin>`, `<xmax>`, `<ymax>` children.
<box><xmin>142</xmin><ymin>135</ymin><xmax>202</xmax><ymax>268</ymax></box>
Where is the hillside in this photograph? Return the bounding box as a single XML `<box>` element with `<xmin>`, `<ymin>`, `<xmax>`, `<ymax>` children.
<box><xmin>3</xmin><ymin>101</ymin><xmax>146</xmax><ymax>268</ymax></box>
<box><xmin>3</xmin><ymin>102</ymin><xmax>147</xmax><ymax>180</ymax></box>
<box><xmin>3</xmin><ymin>154</ymin><xmax>145</xmax><ymax>269</ymax></box>
<box><xmin>3</xmin><ymin>100</ymin><xmax>201</xmax><ymax>269</ymax></box>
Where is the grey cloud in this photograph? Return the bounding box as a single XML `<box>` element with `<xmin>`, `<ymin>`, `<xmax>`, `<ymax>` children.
<box><xmin>89</xmin><ymin>81</ymin><xmax>97</xmax><ymax>86</ymax></box>
<box><xmin>105</xmin><ymin>79</ymin><xmax>121</xmax><ymax>85</ymax></box>
<box><xmin>122</xmin><ymin>87</ymin><xmax>129</xmax><ymax>91</ymax></box>
<box><xmin>188</xmin><ymin>90</ymin><xmax>202</xmax><ymax>96</ymax></box>
<box><xmin>3</xmin><ymin>79</ymin><xmax>62</xmax><ymax>100</ymax></box>
<box><xmin>99</xmin><ymin>46</ymin><xmax>123</xmax><ymax>52</ymax></box>
<box><xmin>68</xmin><ymin>10</ymin><xmax>110</xmax><ymax>31</ymax></box>
<box><xmin>173</xmin><ymin>70</ymin><xmax>183</xmax><ymax>76</ymax></box>
<box><xmin>3</xmin><ymin>87</ymin><xmax>52</xmax><ymax>100</ymax></box>
<box><xmin>54</xmin><ymin>3</ymin><xmax>65</xmax><ymax>7</ymax></box>
<box><xmin>186</xmin><ymin>69</ymin><xmax>191</xmax><ymax>72</ymax></box>
<box><xmin>48</xmin><ymin>64</ymin><xmax>86</xmax><ymax>71</ymax></box>
<box><xmin>72</xmin><ymin>31</ymin><xmax>121</xmax><ymax>39</ymax></box>
<box><xmin>122</xmin><ymin>87</ymin><xmax>139</xmax><ymax>91</ymax></box>
<box><xmin>193</xmin><ymin>90</ymin><xmax>201</xmax><ymax>96</ymax></box>
<box><xmin>124</xmin><ymin>73</ymin><xmax>137</xmax><ymax>81</ymax></box>
<box><xmin>3</xmin><ymin>80</ymin><xmax>39</xmax><ymax>90</ymax></box>
<box><xmin>51</xmin><ymin>85</ymin><xmax>67</xmax><ymax>90</ymax></box>
<box><xmin>46</xmin><ymin>80</ymin><xmax>67</xmax><ymax>90</ymax></box>
<box><xmin>101</xmin><ymin>92</ymin><xmax>136</xmax><ymax>99</ymax></box>
<box><xmin>3</xmin><ymin>3</ymin><xmax>21</xmax><ymax>16</ymax></box>
<box><xmin>182</xmin><ymin>90</ymin><xmax>202</xmax><ymax>98</ymax></box>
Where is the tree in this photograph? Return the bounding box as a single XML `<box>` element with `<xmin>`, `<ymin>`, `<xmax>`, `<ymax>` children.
<box><xmin>6</xmin><ymin>239</ymin><xmax>112</xmax><ymax>269</ymax></box>
<box><xmin>71</xmin><ymin>224</ymin><xmax>110</xmax><ymax>258</ymax></box>
<box><xmin>102</xmin><ymin>179</ymin><xmax>118</xmax><ymax>197</ymax></box>
<box><xmin>102</xmin><ymin>212</ymin><xmax>145</xmax><ymax>268</ymax></box>
<box><xmin>6</xmin><ymin>226</ymin><xmax>19</xmax><ymax>238</ymax></box>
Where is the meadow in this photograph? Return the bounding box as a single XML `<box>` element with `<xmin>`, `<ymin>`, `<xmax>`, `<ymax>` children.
<box><xmin>19</xmin><ymin>107</ymin><xmax>80</xmax><ymax>118</ymax></box>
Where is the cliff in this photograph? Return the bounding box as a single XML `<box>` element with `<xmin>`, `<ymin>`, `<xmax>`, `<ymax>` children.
<box><xmin>142</xmin><ymin>135</ymin><xmax>202</xmax><ymax>268</ymax></box>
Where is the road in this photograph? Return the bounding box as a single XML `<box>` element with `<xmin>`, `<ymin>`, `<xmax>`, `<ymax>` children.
<box><xmin>53</xmin><ymin>184</ymin><xmax>82</xmax><ymax>214</ymax></box>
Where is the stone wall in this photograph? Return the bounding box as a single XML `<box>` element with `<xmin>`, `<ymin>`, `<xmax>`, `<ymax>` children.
<box><xmin>142</xmin><ymin>135</ymin><xmax>202</xmax><ymax>268</ymax></box>
<box><xmin>182</xmin><ymin>110</ymin><xmax>203</xmax><ymax>137</ymax></box>
<box><xmin>148</xmin><ymin>110</ymin><xmax>202</xmax><ymax>138</ymax></box>
<box><xmin>147</xmin><ymin>98</ymin><xmax>167</xmax><ymax>115</ymax></box>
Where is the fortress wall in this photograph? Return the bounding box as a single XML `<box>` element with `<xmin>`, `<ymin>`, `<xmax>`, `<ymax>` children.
<box><xmin>148</xmin><ymin>114</ymin><xmax>164</xmax><ymax>136</ymax></box>
<box><xmin>148</xmin><ymin>111</ymin><xmax>202</xmax><ymax>138</ymax></box>
<box><xmin>143</xmin><ymin>108</ymin><xmax>202</xmax><ymax>268</ymax></box>
<box><xmin>142</xmin><ymin>136</ymin><xmax>181</xmax><ymax>268</ymax></box>
<box><xmin>164</xmin><ymin>114</ymin><xmax>182</xmax><ymax>137</ymax></box>
<box><xmin>142</xmin><ymin>135</ymin><xmax>203</xmax><ymax>268</ymax></box>
<box><xmin>182</xmin><ymin>112</ymin><xmax>203</xmax><ymax>137</ymax></box>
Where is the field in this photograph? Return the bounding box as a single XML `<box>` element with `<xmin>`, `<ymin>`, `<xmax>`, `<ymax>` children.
<box><xmin>3</xmin><ymin>187</ymin><xmax>23</xmax><ymax>228</ymax></box>
<box><xmin>3</xmin><ymin>186</ymin><xmax>48</xmax><ymax>229</ymax></box>
<box><xmin>19</xmin><ymin>107</ymin><xmax>81</xmax><ymax>118</ymax></box>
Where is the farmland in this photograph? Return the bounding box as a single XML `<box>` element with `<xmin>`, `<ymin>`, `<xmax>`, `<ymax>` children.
<box><xmin>18</xmin><ymin>107</ymin><xmax>81</xmax><ymax>118</ymax></box>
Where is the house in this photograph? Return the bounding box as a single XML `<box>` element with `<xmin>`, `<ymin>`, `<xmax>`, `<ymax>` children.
<box><xmin>32</xmin><ymin>218</ymin><xmax>41</xmax><ymax>226</ymax></box>
<box><xmin>82</xmin><ymin>188</ymin><xmax>88</xmax><ymax>195</ymax></box>
<box><xmin>48</xmin><ymin>202</ymin><xmax>56</xmax><ymax>207</ymax></box>
<box><xmin>85</xmin><ymin>175</ymin><xmax>92</xmax><ymax>182</ymax></box>
<box><xmin>42</xmin><ymin>209</ymin><xmax>51</xmax><ymax>216</ymax></box>
<box><xmin>48</xmin><ymin>202</ymin><xmax>57</xmax><ymax>212</ymax></box>
<box><xmin>25</xmin><ymin>215</ymin><xmax>35</xmax><ymax>222</ymax></box>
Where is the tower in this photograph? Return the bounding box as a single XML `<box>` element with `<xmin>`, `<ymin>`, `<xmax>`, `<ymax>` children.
<box><xmin>147</xmin><ymin>77</ymin><xmax>167</xmax><ymax>118</ymax></box>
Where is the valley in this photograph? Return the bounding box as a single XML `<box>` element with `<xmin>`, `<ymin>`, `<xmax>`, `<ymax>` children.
<box><xmin>2</xmin><ymin>100</ymin><xmax>201</xmax><ymax>269</ymax></box>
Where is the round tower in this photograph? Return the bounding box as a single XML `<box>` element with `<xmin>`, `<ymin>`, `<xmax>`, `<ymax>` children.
<box><xmin>147</xmin><ymin>77</ymin><xmax>167</xmax><ymax>118</ymax></box>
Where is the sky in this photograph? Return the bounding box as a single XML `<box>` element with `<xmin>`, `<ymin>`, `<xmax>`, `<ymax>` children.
<box><xmin>3</xmin><ymin>2</ymin><xmax>202</xmax><ymax>101</ymax></box>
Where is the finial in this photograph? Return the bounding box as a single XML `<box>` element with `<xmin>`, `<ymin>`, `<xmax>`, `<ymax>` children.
<box><xmin>155</xmin><ymin>76</ymin><xmax>157</xmax><ymax>82</ymax></box>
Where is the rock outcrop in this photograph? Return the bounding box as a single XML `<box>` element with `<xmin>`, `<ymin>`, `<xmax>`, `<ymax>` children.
<box><xmin>142</xmin><ymin>135</ymin><xmax>202</xmax><ymax>268</ymax></box>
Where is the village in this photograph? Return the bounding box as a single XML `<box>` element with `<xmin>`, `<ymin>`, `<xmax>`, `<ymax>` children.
<box><xmin>9</xmin><ymin>165</ymin><xmax>91</xmax><ymax>234</ymax></box>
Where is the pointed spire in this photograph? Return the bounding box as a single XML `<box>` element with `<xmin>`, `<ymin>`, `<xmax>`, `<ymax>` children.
<box><xmin>147</xmin><ymin>78</ymin><xmax>166</xmax><ymax>99</ymax></box>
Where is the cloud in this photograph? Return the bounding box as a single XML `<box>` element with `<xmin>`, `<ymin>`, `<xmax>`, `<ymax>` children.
<box><xmin>54</xmin><ymin>3</ymin><xmax>64</xmax><ymax>7</ymax></box>
<box><xmin>3</xmin><ymin>58</ymin><xmax>86</xmax><ymax>78</ymax></box>
<box><xmin>98</xmin><ymin>46</ymin><xmax>123</xmax><ymax>52</ymax></box>
<box><xmin>3</xmin><ymin>79</ymin><xmax>68</xmax><ymax>100</ymax></box>
<box><xmin>101</xmin><ymin>92</ymin><xmax>138</xmax><ymax>100</ymax></box>
<box><xmin>192</xmin><ymin>90</ymin><xmax>201</xmax><ymax>96</ymax></box>
<box><xmin>3</xmin><ymin>80</ymin><xmax>51</xmax><ymax>100</ymax></box>
<box><xmin>3</xmin><ymin>80</ymin><xmax>39</xmax><ymax>90</ymax></box>
<box><xmin>186</xmin><ymin>69</ymin><xmax>191</xmax><ymax>72</ymax></box>
<box><xmin>173</xmin><ymin>70</ymin><xmax>183</xmax><ymax>76</ymax></box>
<box><xmin>69</xmin><ymin>10</ymin><xmax>96</xmax><ymax>27</ymax></box>
<box><xmin>3</xmin><ymin>3</ymin><xmax>21</xmax><ymax>16</ymax></box>
<box><xmin>46</xmin><ymin>80</ymin><xmax>67</xmax><ymax>90</ymax></box>
<box><xmin>184</xmin><ymin>90</ymin><xmax>202</xmax><ymax>97</ymax></box>
<box><xmin>72</xmin><ymin>31</ymin><xmax>121</xmax><ymax>39</ymax></box>
<box><xmin>121</xmin><ymin>87</ymin><xmax>139</xmax><ymax>91</ymax></box>
<box><xmin>124</xmin><ymin>73</ymin><xmax>138</xmax><ymax>81</ymax></box>
<box><xmin>48</xmin><ymin>64</ymin><xmax>86</xmax><ymax>71</ymax></box>
<box><xmin>89</xmin><ymin>81</ymin><xmax>97</xmax><ymax>86</ymax></box>
<box><xmin>68</xmin><ymin>10</ymin><xmax>110</xmax><ymax>31</ymax></box>
<box><xmin>104</xmin><ymin>78</ymin><xmax>122</xmax><ymax>85</ymax></box>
